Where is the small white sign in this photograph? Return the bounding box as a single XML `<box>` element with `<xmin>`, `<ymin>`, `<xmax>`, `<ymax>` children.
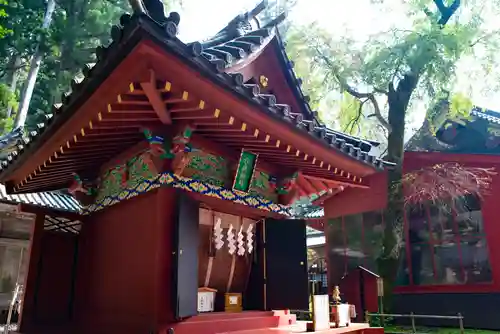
<box><xmin>312</xmin><ymin>295</ymin><xmax>330</xmax><ymax>331</ymax></box>
<box><xmin>197</xmin><ymin>291</ymin><xmax>215</xmax><ymax>313</ymax></box>
<box><xmin>337</xmin><ymin>304</ymin><xmax>350</xmax><ymax>327</ymax></box>
<box><xmin>229</xmin><ymin>296</ymin><xmax>238</xmax><ymax>305</ymax></box>
<box><xmin>377</xmin><ymin>278</ymin><xmax>384</xmax><ymax>297</ymax></box>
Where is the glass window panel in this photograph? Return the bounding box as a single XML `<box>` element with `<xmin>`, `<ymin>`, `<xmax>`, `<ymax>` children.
<box><xmin>403</xmin><ymin>194</ymin><xmax>490</xmax><ymax>287</ymax></box>
<box><xmin>395</xmin><ymin>247</ymin><xmax>410</xmax><ymax>286</ymax></box>
<box><xmin>461</xmin><ymin>238</ymin><xmax>492</xmax><ymax>284</ymax></box>
<box><xmin>454</xmin><ymin>195</ymin><xmax>484</xmax><ymax>237</ymax></box>
<box><xmin>0</xmin><ymin>246</ymin><xmax>21</xmax><ymax>293</ymax></box>
<box><xmin>407</xmin><ymin>205</ymin><xmax>431</xmax><ymax>243</ymax></box>
<box><xmin>428</xmin><ymin>203</ymin><xmax>455</xmax><ymax>243</ymax></box>
<box><xmin>327</xmin><ymin>217</ymin><xmax>346</xmax><ymax>286</ymax></box>
<box><xmin>434</xmin><ymin>242</ymin><xmax>464</xmax><ymax>285</ymax></box>
<box><xmin>363</xmin><ymin>211</ymin><xmax>384</xmax><ymax>273</ymax></box>
<box><xmin>344</xmin><ymin>214</ymin><xmax>364</xmax><ymax>271</ymax></box>
<box><xmin>409</xmin><ymin>243</ymin><xmax>435</xmax><ymax>285</ymax></box>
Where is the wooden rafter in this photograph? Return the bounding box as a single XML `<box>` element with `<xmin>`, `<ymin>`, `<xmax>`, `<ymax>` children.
<box><xmin>139</xmin><ymin>69</ymin><xmax>171</xmax><ymax>124</ymax></box>
<box><xmin>9</xmin><ymin>57</ymin><xmax>374</xmax><ymax>194</ymax></box>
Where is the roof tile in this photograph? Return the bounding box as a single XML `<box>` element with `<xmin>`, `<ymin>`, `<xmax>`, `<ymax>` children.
<box><xmin>0</xmin><ymin>9</ymin><xmax>394</xmax><ymax>184</ymax></box>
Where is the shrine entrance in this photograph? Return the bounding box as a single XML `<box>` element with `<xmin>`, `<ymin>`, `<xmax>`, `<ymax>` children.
<box><xmin>197</xmin><ymin>208</ymin><xmax>257</xmax><ymax>312</ymax></box>
<box><xmin>181</xmin><ymin>204</ymin><xmax>310</xmax><ymax>315</ymax></box>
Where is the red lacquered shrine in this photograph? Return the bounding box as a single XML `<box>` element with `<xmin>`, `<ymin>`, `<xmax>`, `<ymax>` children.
<box><xmin>320</xmin><ymin>104</ymin><xmax>500</xmax><ymax>330</ymax></box>
<box><xmin>0</xmin><ymin>2</ymin><xmax>388</xmax><ymax>334</ymax></box>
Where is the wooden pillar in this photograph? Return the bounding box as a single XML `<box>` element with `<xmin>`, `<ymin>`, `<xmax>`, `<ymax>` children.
<box><xmin>154</xmin><ymin>187</ymin><xmax>178</xmax><ymax>326</ymax></box>
<box><xmin>18</xmin><ymin>212</ymin><xmax>45</xmax><ymax>333</ymax></box>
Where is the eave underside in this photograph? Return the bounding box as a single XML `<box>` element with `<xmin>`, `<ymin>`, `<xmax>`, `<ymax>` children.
<box><xmin>2</xmin><ymin>40</ymin><xmax>376</xmax><ymax>195</ymax></box>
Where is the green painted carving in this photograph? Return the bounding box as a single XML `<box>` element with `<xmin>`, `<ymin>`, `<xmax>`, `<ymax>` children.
<box><xmin>277</xmin><ymin>172</ymin><xmax>299</xmax><ymax>195</ymax></box>
<box><xmin>249</xmin><ymin>171</ymin><xmax>278</xmax><ymax>202</ymax></box>
<box><xmin>95</xmin><ymin>152</ymin><xmax>158</xmax><ymax>203</ymax></box>
<box><xmin>183</xmin><ymin>150</ymin><xmax>229</xmax><ymax>187</ymax></box>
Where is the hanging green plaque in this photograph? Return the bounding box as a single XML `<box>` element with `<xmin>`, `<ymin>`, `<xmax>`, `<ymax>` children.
<box><xmin>233</xmin><ymin>150</ymin><xmax>258</xmax><ymax>193</ymax></box>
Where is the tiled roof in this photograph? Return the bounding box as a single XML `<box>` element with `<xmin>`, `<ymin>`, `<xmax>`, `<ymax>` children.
<box><xmin>303</xmin><ymin>207</ymin><xmax>324</xmax><ymax>219</ymax></box>
<box><xmin>274</xmin><ymin>33</ymin><xmax>381</xmax><ymax>153</ymax></box>
<box><xmin>0</xmin><ymin>6</ymin><xmax>391</xmax><ymax>183</ymax></box>
<box><xmin>470</xmin><ymin>106</ymin><xmax>500</xmax><ymax>124</ymax></box>
<box><xmin>0</xmin><ymin>184</ymin><xmax>81</xmax><ymax>212</ymax></box>
<box><xmin>406</xmin><ymin>104</ymin><xmax>500</xmax><ymax>152</ymax></box>
<box><xmin>196</xmin><ymin>2</ymin><xmax>385</xmax><ymax>163</ymax></box>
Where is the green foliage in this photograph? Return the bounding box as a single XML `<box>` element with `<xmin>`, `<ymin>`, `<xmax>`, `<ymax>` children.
<box><xmin>0</xmin><ymin>0</ymin><xmax>12</xmax><ymax>38</ymax></box>
<box><xmin>283</xmin><ymin>0</ymin><xmax>500</xmax><ymax>309</ymax></box>
<box><xmin>0</xmin><ymin>0</ymin><xmax>181</xmax><ymax>132</ymax></box>
<box><xmin>449</xmin><ymin>92</ymin><xmax>473</xmax><ymax>120</ymax></box>
<box><xmin>0</xmin><ymin>82</ymin><xmax>16</xmax><ymax>133</ymax></box>
<box><xmin>283</xmin><ymin>1</ymin><xmax>500</xmax><ymax>144</ymax></box>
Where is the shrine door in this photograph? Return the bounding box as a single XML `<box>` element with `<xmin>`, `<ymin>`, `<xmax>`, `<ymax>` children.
<box><xmin>245</xmin><ymin>218</ymin><xmax>309</xmax><ymax>311</ymax></box>
<box><xmin>172</xmin><ymin>191</ymin><xmax>199</xmax><ymax>319</ymax></box>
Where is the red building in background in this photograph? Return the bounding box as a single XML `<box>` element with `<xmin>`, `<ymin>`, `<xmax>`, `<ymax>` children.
<box><xmin>318</xmin><ymin>105</ymin><xmax>500</xmax><ymax>330</ymax></box>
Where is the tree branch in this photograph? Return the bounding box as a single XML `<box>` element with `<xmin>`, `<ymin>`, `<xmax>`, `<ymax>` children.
<box><xmin>344</xmin><ymin>98</ymin><xmax>367</xmax><ymax>134</ymax></box>
<box><xmin>314</xmin><ymin>46</ymin><xmax>392</xmax><ymax>132</ymax></box>
<box><xmin>433</xmin><ymin>0</ymin><xmax>461</xmax><ymax>26</ymax></box>
<box><xmin>470</xmin><ymin>31</ymin><xmax>499</xmax><ymax>47</ymax></box>
<box><xmin>367</xmin><ymin>94</ymin><xmax>392</xmax><ymax>133</ymax></box>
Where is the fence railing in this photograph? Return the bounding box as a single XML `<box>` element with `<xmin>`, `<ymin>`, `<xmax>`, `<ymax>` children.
<box><xmin>366</xmin><ymin>312</ymin><xmax>464</xmax><ymax>334</ymax></box>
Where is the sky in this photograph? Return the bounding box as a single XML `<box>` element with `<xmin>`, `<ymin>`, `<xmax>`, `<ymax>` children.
<box><xmin>171</xmin><ymin>0</ymin><xmax>500</xmax><ymax>137</ymax></box>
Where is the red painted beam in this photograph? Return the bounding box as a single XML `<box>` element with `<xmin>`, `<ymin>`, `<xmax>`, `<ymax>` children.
<box><xmin>140</xmin><ymin>69</ymin><xmax>172</xmax><ymax>124</ymax></box>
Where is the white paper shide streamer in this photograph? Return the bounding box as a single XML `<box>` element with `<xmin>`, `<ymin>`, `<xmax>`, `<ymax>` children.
<box><xmin>237</xmin><ymin>226</ymin><xmax>245</xmax><ymax>256</ymax></box>
<box><xmin>246</xmin><ymin>224</ymin><xmax>254</xmax><ymax>254</ymax></box>
<box><xmin>227</xmin><ymin>224</ymin><xmax>236</xmax><ymax>255</ymax></box>
<box><xmin>214</xmin><ymin>217</ymin><xmax>224</xmax><ymax>250</ymax></box>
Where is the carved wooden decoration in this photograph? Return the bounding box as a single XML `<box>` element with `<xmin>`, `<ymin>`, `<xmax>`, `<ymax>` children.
<box><xmin>278</xmin><ymin>172</ymin><xmax>299</xmax><ymax>205</ymax></box>
<box><xmin>68</xmin><ymin>173</ymin><xmax>98</xmax><ymax>207</ymax></box>
<box><xmin>259</xmin><ymin>75</ymin><xmax>269</xmax><ymax>88</ymax></box>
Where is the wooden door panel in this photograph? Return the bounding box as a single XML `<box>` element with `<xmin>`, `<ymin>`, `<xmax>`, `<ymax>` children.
<box><xmin>172</xmin><ymin>191</ymin><xmax>199</xmax><ymax>319</ymax></box>
<box><xmin>265</xmin><ymin>219</ymin><xmax>308</xmax><ymax>310</ymax></box>
<box><xmin>244</xmin><ymin>221</ymin><xmax>264</xmax><ymax>310</ymax></box>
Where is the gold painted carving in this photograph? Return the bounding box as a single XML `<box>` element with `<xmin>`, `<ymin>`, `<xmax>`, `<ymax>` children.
<box><xmin>259</xmin><ymin>75</ymin><xmax>269</xmax><ymax>88</ymax></box>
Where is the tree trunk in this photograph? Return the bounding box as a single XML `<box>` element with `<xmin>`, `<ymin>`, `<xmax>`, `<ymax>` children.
<box><xmin>6</xmin><ymin>55</ymin><xmax>21</xmax><ymax>118</ymax></box>
<box><xmin>14</xmin><ymin>0</ymin><xmax>56</xmax><ymax>129</ymax></box>
<box><xmin>378</xmin><ymin>74</ymin><xmax>419</xmax><ymax>310</ymax></box>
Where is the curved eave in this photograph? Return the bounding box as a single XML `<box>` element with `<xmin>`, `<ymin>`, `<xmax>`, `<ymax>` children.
<box><xmin>193</xmin><ymin>28</ymin><xmax>386</xmax><ymax>167</ymax></box>
<box><xmin>0</xmin><ymin>13</ymin><xmax>391</xmax><ymax>194</ymax></box>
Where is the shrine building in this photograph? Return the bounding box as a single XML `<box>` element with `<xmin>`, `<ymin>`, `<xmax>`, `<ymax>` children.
<box><xmin>315</xmin><ymin>103</ymin><xmax>500</xmax><ymax>330</ymax></box>
<box><xmin>0</xmin><ymin>2</ymin><xmax>389</xmax><ymax>334</ymax></box>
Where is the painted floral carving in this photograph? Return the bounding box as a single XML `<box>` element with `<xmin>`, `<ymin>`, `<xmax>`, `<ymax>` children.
<box><xmin>277</xmin><ymin>172</ymin><xmax>298</xmax><ymax>195</ymax></box>
<box><xmin>187</xmin><ymin>151</ymin><xmax>228</xmax><ymax>187</ymax></box>
<box><xmin>95</xmin><ymin>152</ymin><xmax>159</xmax><ymax>202</ymax></box>
<box><xmin>68</xmin><ymin>173</ymin><xmax>98</xmax><ymax>197</ymax></box>
<box><xmin>143</xmin><ymin>129</ymin><xmax>171</xmax><ymax>159</ymax></box>
<box><xmin>244</xmin><ymin>171</ymin><xmax>278</xmax><ymax>202</ymax></box>
<box><xmin>143</xmin><ymin>126</ymin><xmax>193</xmax><ymax>160</ymax></box>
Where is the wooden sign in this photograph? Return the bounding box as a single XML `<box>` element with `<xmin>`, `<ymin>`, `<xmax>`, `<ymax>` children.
<box><xmin>224</xmin><ymin>293</ymin><xmax>242</xmax><ymax>312</ymax></box>
<box><xmin>377</xmin><ymin>277</ymin><xmax>384</xmax><ymax>297</ymax></box>
<box><xmin>233</xmin><ymin>150</ymin><xmax>258</xmax><ymax>193</ymax></box>
<box><xmin>312</xmin><ymin>295</ymin><xmax>330</xmax><ymax>331</ymax></box>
